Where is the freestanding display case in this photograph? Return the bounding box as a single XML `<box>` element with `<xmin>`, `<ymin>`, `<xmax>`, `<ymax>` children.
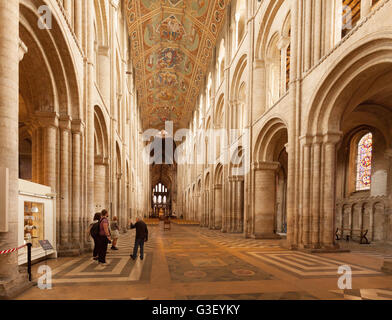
<box><xmin>18</xmin><ymin>180</ymin><xmax>57</xmax><ymax>265</ymax></box>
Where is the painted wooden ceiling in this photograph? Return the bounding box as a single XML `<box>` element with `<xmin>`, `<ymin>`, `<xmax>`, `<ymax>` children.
<box><xmin>126</xmin><ymin>0</ymin><xmax>227</xmax><ymax>130</ymax></box>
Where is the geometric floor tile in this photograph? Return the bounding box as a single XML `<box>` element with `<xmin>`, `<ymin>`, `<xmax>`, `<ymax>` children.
<box><xmin>50</xmin><ymin>254</ymin><xmax>152</xmax><ymax>286</ymax></box>
<box><xmin>248</xmin><ymin>251</ymin><xmax>383</xmax><ymax>279</ymax></box>
<box><xmin>185</xmin><ymin>291</ymin><xmax>317</xmax><ymax>300</ymax></box>
<box><xmin>16</xmin><ymin>225</ymin><xmax>392</xmax><ymax>300</ymax></box>
<box><xmin>47</xmin><ymin>229</ymin><xmax>158</xmax><ymax>286</ymax></box>
<box><xmin>198</xmin><ymin>229</ymin><xmax>281</xmax><ymax>249</ymax></box>
<box><xmin>350</xmin><ymin>251</ymin><xmax>392</xmax><ymax>260</ymax></box>
<box><xmin>330</xmin><ymin>288</ymin><xmax>392</xmax><ymax>300</ymax></box>
<box><xmin>166</xmin><ymin>251</ymin><xmax>274</xmax><ymax>282</ymax></box>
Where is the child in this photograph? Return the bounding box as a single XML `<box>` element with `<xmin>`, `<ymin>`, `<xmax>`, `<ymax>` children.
<box><xmin>110</xmin><ymin>216</ymin><xmax>120</xmax><ymax>250</ymax></box>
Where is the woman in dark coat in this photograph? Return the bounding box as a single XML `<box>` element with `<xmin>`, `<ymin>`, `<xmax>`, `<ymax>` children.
<box><xmin>87</xmin><ymin>212</ymin><xmax>101</xmax><ymax>260</ymax></box>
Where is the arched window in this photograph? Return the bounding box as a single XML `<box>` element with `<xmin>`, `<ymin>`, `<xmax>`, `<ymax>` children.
<box><xmin>356</xmin><ymin>132</ymin><xmax>372</xmax><ymax>191</ymax></box>
<box><xmin>342</xmin><ymin>0</ymin><xmax>361</xmax><ymax>37</ymax></box>
<box><xmin>266</xmin><ymin>34</ymin><xmax>281</xmax><ymax>108</ymax></box>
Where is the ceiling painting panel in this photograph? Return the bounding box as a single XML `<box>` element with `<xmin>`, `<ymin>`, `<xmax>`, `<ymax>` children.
<box><xmin>126</xmin><ymin>0</ymin><xmax>228</xmax><ymax>130</ymax></box>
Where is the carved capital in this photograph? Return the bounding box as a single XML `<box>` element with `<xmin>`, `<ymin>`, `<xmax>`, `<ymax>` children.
<box><xmin>252</xmin><ymin>161</ymin><xmax>280</xmax><ymax>171</ymax></box>
<box><xmin>323</xmin><ymin>131</ymin><xmax>343</xmax><ymax>145</ymax></box>
<box><xmin>253</xmin><ymin>59</ymin><xmax>265</xmax><ymax>70</ymax></box>
<box><xmin>59</xmin><ymin>115</ymin><xmax>72</xmax><ymax>131</ymax></box>
<box><xmin>228</xmin><ymin>175</ymin><xmax>244</xmax><ymax>182</ymax></box>
<box><xmin>299</xmin><ymin>135</ymin><xmax>313</xmax><ymax>147</ymax></box>
<box><xmin>35</xmin><ymin>111</ymin><xmax>59</xmax><ymax>128</ymax></box>
<box><xmin>98</xmin><ymin>45</ymin><xmax>110</xmax><ymax>57</ymax></box>
<box><xmin>72</xmin><ymin>119</ymin><xmax>85</xmax><ymax>134</ymax></box>
<box><xmin>312</xmin><ymin>134</ymin><xmax>324</xmax><ymax>145</ymax></box>
<box><xmin>95</xmin><ymin>155</ymin><xmax>109</xmax><ymax>166</ymax></box>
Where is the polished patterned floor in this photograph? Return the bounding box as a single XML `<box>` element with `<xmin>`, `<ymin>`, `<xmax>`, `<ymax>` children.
<box><xmin>16</xmin><ymin>224</ymin><xmax>392</xmax><ymax>300</ymax></box>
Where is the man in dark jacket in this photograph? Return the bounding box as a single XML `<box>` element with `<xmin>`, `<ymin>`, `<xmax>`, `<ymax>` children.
<box><xmin>129</xmin><ymin>216</ymin><xmax>148</xmax><ymax>260</ymax></box>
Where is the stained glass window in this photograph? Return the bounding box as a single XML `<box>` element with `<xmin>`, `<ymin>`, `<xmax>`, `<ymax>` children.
<box><xmin>356</xmin><ymin>132</ymin><xmax>372</xmax><ymax>191</ymax></box>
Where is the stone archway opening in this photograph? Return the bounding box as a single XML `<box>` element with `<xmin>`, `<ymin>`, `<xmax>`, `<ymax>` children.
<box><xmin>305</xmin><ymin>44</ymin><xmax>392</xmax><ymax>248</ymax></box>
<box><xmin>253</xmin><ymin>119</ymin><xmax>288</xmax><ymax>239</ymax></box>
<box><xmin>227</xmin><ymin>146</ymin><xmax>245</xmax><ymax>234</ymax></box>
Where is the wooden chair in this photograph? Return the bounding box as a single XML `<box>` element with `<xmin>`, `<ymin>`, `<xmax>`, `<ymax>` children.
<box><xmin>164</xmin><ymin>218</ymin><xmax>171</xmax><ymax>231</ymax></box>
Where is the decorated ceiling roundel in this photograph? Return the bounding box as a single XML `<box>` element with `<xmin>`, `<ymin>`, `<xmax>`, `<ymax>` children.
<box><xmin>126</xmin><ymin>0</ymin><xmax>228</xmax><ymax>130</ymax></box>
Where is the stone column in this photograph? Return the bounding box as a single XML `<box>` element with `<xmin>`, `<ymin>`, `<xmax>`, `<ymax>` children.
<box><xmin>304</xmin><ymin>0</ymin><xmax>313</xmax><ymax>71</ymax></box>
<box><xmin>221</xmin><ymin>177</ymin><xmax>229</xmax><ymax>233</ymax></box>
<box><xmin>313</xmin><ymin>0</ymin><xmax>322</xmax><ymax>62</ymax></box>
<box><xmin>198</xmin><ymin>193</ymin><xmax>202</xmax><ymax>224</ymax></box>
<box><xmin>74</xmin><ymin>0</ymin><xmax>83</xmax><ymax>42</ymax></box>
<box><xmin>0</xmin><ymin>0</ymin><xmax>31</xmax><ymax>298</ymax></box>
<box><xmin>59</xmin><ymin>117</ymin><xmax>71</xmax><ymax>253</ymax></box>
<box><xmin>116</xmin><ymin>172</ymin><xmax>123</xmax><ymax>227</ymax></box>
<box><xmin>311</xmin><ymin>136</ymin><xmax>322</xmax><ymax>248</ymax></box>
<box><xmin>254</xmin><ymin>162</ymin><xmax>281</xmax><ymax>239</ymax></box>
<box><xmin>201</xmin><ymin>191</ymin><xmax>206</xmax><ymax>227</ymax></box>
<box><xmin>206</xmin><ymin>191</ymin><xmax>210</xmax><ymax>228</ymax></box>
<box><xmin>31</xmin><ymin>124</ymin><xmax>40</xmax><ymax>184</ymax></box>
<box><xmin>300</xmin><ymin>137</ymin><xmax>312</xmax><ymax>248</ymax></box>
<box><xmin>228</xmin><ymin>177</ymin><xmax>234</xmax><ymax>232</ymax></box>
<box><xmin>208</xmin><ymin>190</ymin><xmax>214</xmax><ymax>229</ymax></box>
<box><xmin>71</xmin><ymin>120</ymin><xmax>83</xmax><ymax>252</ymax></box>
<box><xmin>361</xmin><ymin>0</ymin><xmax>373</xmax><ymax>18</ymax></box>
<box><xmin>86</xmin><ymin>0</ymin><xmax>95</xmax><ymax>228</ymax></box>
<box><xmin>322</xmin><ymin>133</ymin><xmax>341</xmax><ymax>248</ymax></box>
<box><xmin>37</xmin><ymin>112</ymin><xmax>58</xmax><ymax>192</ymax></box>
<box><xmin>191</xmin><ymin>194</ymin><xmax>195</xmax><ymax>221</ymax></box>
<box><xmin>199</xmin><ymin>191</ymin><xmax>204</xmax><ymax>227</ymax></box>
<box><xmin>286</xmin><ymin>0</ymin><xmax>300</xmax><ymax>249</ymax></box>
<box><xmin>98</xmin><ymin>46</ymin><xmax>111</xmax><ymax>106</ymax></box>
<box><xmin>64</xmin><ymin>0</ymin><xmax>73</xmax><ymax>22</ymax></box>
<box><xmin>232</xmin><ymin>176</ymin><xmax>244</xmax><ymax>233</ymax></box>
<box><xmin>214</xmin><ymin>184</ymin><xmax>223</xmax><ymax>230</ymax></box>
<box><xmin>192</xmin><ymin>193</ymin><xmax>196</xmax><ymax>222</ymax></box>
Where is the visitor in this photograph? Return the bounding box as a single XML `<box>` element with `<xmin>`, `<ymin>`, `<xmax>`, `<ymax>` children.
<box><xmin>129</xmin><ymin>216</ymin><xmax>148</xmax><ymax>260</ymax></box>
<box><xmin>97</xmin><ymin>209</ymin><xmax>111</xmax><ymax>266</ymax></box>
<box><xmin>87</xmin><ymin>212</ymin><xmax>101</xmax><ymax>261</ymax></box>
<box><xmin>110</xmin><ymin>216</ymin><xmax>120</xmax><ymax>250</ymax></box>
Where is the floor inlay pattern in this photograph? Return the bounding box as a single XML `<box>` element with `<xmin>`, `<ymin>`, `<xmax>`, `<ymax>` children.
<box><xmin>166</xmin><ymin>251</ymin><xmax>274</xmax><ymax>282</ymax></box>
<box><xmin>330</xmin><ymin>288</ymin><xmax>392</xmax><ymax>300</ymax></box>
<box><xmin>248</xmin><ymin>251</ymin><xmax>383</xmax><ymax>279</ymax></box>
<box><xmin>185</xmin><ymin>292</ymin><xmax>317</xmax><ymax>300</ymax></box>
<box><xmin>15</xmin><ymin>225</ymin><xmax>392</xmax><ymax>300</ymax></box>
<box><xmin>50</xmin><ymin>255</ymin><xmax>152</xmax><ymax>286</ymax></box>
<box><xmin>49</xmin><ymin>230</ymin><xmax>157</xmax><ymax>286</ymax></box>
<box><xmin>350</xmin><ymin>251</ymin><xmax>392</xmax><ymax>260</ymax></box>
<box><xmin>198</xmin><ymin>229</ymin><xmax>281</xmax><ymax>249</ymax></box>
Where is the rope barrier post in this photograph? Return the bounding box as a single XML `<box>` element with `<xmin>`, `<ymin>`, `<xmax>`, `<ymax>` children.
<box><xmin>27</xmin><ymin>242</ymin><xmax>32</xmax><ymax>281</ymax></box>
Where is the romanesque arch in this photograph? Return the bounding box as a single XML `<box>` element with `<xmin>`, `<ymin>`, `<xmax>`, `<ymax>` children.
<box><xmin>20</xmin><ymin>0</ymin><xmax>81</xmax><ymax>118</ymax></box>
<box><xmin>253</xmin><ymin>117</ymin><xmax>288</xmax><ymax>238</ymax></box>
<box><xmin>19</xmin><ymin>0</ymin><xmax>82</xmax><ymax>255</ymax></box>
<box><xmin>303</xmin><ymin>35</ymin><xmax>392</xmax><ymax>248</ymax></box>
<box><xmin>229</xmin><ymin>55</ymin><xmax>247</xmax><ymax>135</ymax></box>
